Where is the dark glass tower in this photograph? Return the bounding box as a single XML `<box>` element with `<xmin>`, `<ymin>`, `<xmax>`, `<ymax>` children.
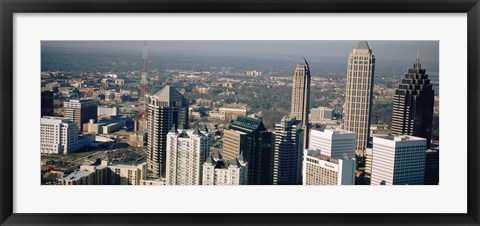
<box><xmin>391</xmin><ymin>54</ymin><xmax>434</xmax><ymax>148</ymax></box>
<box><xmin>223</xmin><ymin>116</ymin><xmax>274</xmax><ymax>185</ymax></box>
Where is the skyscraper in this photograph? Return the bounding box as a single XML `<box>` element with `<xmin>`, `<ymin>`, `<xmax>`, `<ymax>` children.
<box><xmin>64</xmin><ymin>98</ymin><xmax>98</xmax><ymax>132</ymax></box>
<box><xmin>272</xmin><ymin>115</ymin><xmax>304</xmax><ymax>185</ymax></box>
<box><xmin>146</xmin><ymin>86</ymin><xmax>189</xmax><ymax>178</ymax></box>
<box><xmin>165</xmin><ymin>126</ymin><xmax>209</xmax><ymax>185</ymax></box>
<box><xmin>391</xmin><ymin>54</ymin><xmax>434</xmax><ymax>148</ymax></box>
<box><xmin>370</xmin><ymin>135</ymin><xmax>426</xmax><ymax>185</ymax></box>
<box><xmin>222</xmin><ymin>116</ymin><xmax>273</xmax><ymax>185</ymax></box>
<box><xmin>343</xmin><ymin>41</ymin><xmax>375</xmax><ymax>155</ymax></box>
<box><xmin>290</xmin><ymin>58</ymin><xmax>311</xmax><ymax>149</ymax></box>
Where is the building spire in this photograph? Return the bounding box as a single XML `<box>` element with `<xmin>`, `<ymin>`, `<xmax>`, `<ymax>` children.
<box><xmin>414</xmin><ymin>51</ymin><xmax>421</xmax><ymax>70</ymax></box>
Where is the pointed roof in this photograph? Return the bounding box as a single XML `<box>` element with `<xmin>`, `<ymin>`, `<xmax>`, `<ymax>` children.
<box><xmin>212</xmin><ymin>149</ymin><xmax>223</xmax><ymax>160</ymax></box>
<box><xmin>200</xmin><ymin>124</ymin><xmax>209</xmax><ymax>133</ymax></box>
<box><xmin>298</xmin><ymin>57</ymin><xmax>308</xmax><ymax>65</ymax></box>
<box><xmin>356</xmin><ymin>41</ymin><xmax>371</xmax><ymax>50</ymax></box>
<box><xmin>237</xmin><ymin>152</ymin><xmax>245</xmax><ymax>163</ymax></box>
<box><xmin>192</xmin><ymin>126</ymin><xmax>202</xmax><ymax>136</ymax></box>
<box><xmin>229</xmin><ymin>158</ymin><xmax>240</xmax><ymax>167</ymax></box>
<box><xmin>153</xmin><ymin>86</ymin><xmax>184</xmax><ymax>101</ymax></box>
<box><xmin>178</xmin><ymin>130</ymin><xmax>189</xmax><ymax>138</ymax></box>
<box><xmin>178</xmin><ymin>123</ymin><xmax>185</xmax><ymax>130</ymax></box>
<box><xmin>169</xmin><ymin>124</ymin><xmax>178</xmax><ymax>133</ymax></box>
<box><xmin>204</xmin><ymin>154</ymin><xmax>216</xmax><ymax>165</ymax></box>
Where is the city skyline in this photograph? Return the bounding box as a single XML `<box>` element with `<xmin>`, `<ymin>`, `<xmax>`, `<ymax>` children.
<box><xmin>40</xmin><ymin>40</ymin><xmax>439</xmax><ymax>186</ymax></box>
<box><xmin>42</xmin><ymin>40</ymin><xmax>440</xmax><ymax>64</ymax></box>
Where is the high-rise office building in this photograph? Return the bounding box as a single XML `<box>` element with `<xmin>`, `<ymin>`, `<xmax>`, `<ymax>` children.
<box><xmin>391</xmin><ymin>55</ymin><xmax>435</xmax><ymax>148</ymax></box>
<box><xmin>165</xmin><ymin>126</ymin><xmax>209</xmax><ymax>185</ymax></box>
<box><xmin>303</xmin><ymin>150</ymin><xmax>355</xmax><ymax>185</ymax></box>
<box><xmin>64</xmin><ymin>98</ymin><xmax>98</xmax><ymax>132</ymax></box>
<box><xmin>290</xmin><ymin>58</ymin><xmax>311</xmax><ymax>149</ymax></box>
<box><xmin>40</xmin><ymin>116</ymin><xmax>78</xmax><ymax>154</ymax></box>
<box><xmin>41</xmin><ymin>90</ymin><xmax>54</xmax><ymax>117</ymax></box>
<box><xmin>222</xmin><ymin>116</ymin><xmax>273</xmax><ymax>185</ymax></box>
<box><xmin>343</xmin><ymin>41</ymin><xmax>375</xmax><ymax>155</ymax></box>
<box><xmin>309</xmin><ymin>128</ymin><xmax>356</xmax><ymax>159</ymax></box>
<box><xmin>146</xmin><ymin>86</ymin><xmax>189</xmax><ymax>178</ymax></box>
<box><xmin>272</xmin><ymin>115</ymin><xmax>304</xmax><ymax>185</ymax></box>
<box><xmin>202</xmin><ymin>150</ymin><xmax>248</xmax><ymax>185</ymax></box>
<box><xmin>370</xmin><ymin>135</ymin><xmax>427</xmax><ymax>185</ymax></box>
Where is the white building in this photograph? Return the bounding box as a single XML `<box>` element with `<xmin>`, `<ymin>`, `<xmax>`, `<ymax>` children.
<box><xmin>310</xmin><ymin>106</ymin><xmax>334</xmax><ymax>122</ymax></box>
<box><xmin>309</xmin><ymin>128</ymin><xmax>356</xmax><ymax>159</ymax></box>
<box><xmin>98</xmin><ymin>106</ymin><xmax>118</xmax><ymax>118</ymax></box>
<box><xmin>246</xmin><ymin>70</ymin><xmax>262</xmax><ymax>77</ymax></box>
<box><xmin>202</xmin><ymin>150</ymin><xmax>248</xmax><ymax>185</ymax></box>
<box><xmin>166</xmin><ymin>126</ymin><xmax>209</xmax><ymax>185</ymax></box>
<box><xmin>303</xmin><ymin>150</ymin><xmax>356</xmax><ymax>185</ymax></box>
<box><xmin>370</xmin><ymin>135</ymin><xmax>427</xmax><ymax>185</ymax></box>
<box><xmin>41</xmin><ymin>116</ymin><xmax>79</xmax><ymax>154</ymax></box>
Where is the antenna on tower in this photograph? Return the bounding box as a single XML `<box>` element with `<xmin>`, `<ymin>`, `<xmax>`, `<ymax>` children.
<box><xmin>135</xmin><ymin>41</ymin><xmax>149</xmax><ymax>131</ymax></box>
<box><xmin>415</xmin><ymin>51</ymin><xmax>421</xmax><ymax>69</ymax></box>
<box><xmin>140</xmin><ymin>41</ymin><xmax>149</xmax><ymax>92</ymax></box>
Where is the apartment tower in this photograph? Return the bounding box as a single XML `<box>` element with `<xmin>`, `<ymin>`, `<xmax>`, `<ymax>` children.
<box><xmin>165</xmin><ymin>126</ymin><xmax>209</xmax><ymax>185</ymax></box>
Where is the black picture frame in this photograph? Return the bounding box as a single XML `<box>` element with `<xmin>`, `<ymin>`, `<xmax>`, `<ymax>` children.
<box><xmin>1</xmin><ymin>0</ymin><xmax>479</xmax><ymax>225</ymax></box>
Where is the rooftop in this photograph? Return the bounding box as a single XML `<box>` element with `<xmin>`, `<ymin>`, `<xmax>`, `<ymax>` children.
<box><xmin>108</xmin><ymin>164</ymin><xmax>140</xmax><ymax>170</ymax></box>
<box><xmin>231</xmin><ymin>115</ymin><xmax>264</xmax><ymax>131</ymax></box>
<box><xmin>61</xmin><ymin>170</ymin><xmax>94</xmax><ymax>181</ymax></box>
<box><xmin>152</xmin><ymin>86</ymin><xmax>184</xmax><ymax>101</ymax></box>
<box><xmin>376</xmin><ymin>135</ymin><xmax>427</xmax><ymax>142</ymax></box>
<box><xmin>355</xmin><ymin>41</ymin><xmax>371</xmax><ymax>50</ymax></box>
<box><xmin>306</xmin><ymin>151</ymin><xmax>340</xmax><ymax>164</ymax></box>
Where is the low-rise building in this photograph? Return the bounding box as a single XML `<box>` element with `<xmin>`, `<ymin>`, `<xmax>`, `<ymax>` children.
<box><xmin>310</xmin><ymin>106</ymin><xmax>334</xmax><ymax>122</ymax></box>
<box><xmin>219</xmin><ymin>104</ymin><xmax>247</xmax><ymax>121</ymax></box>
<box><xmin>98</xmin><ymin>106</ymin><xmax>118</xmax><ymax>118</ymax></box>
<box><xmin>58</xmin><ymin>160</ymin><xmax>147</xmax><ymax>185</ymax></box>
<box><xmin>41</xmin><ymin>116</ymin><xmax>79</xmax><ymax>155</ymax></box>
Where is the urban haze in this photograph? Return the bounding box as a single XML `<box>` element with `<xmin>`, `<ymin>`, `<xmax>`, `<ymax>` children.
<box><xmin>40</xmin><ymin>40</ymin><xmax>439</xmax><ymax>186</ymax></box>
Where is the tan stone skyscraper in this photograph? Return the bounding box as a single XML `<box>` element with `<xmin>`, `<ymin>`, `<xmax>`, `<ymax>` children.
<box><xmin>343</xmin><ymin>41</ymin><xmax>375</xmax><ymax>155</ymax></box>
<box><xmin>290</xmin><ymin>58</ymin><xmax>311</xmax><ymax>149</ymax></box>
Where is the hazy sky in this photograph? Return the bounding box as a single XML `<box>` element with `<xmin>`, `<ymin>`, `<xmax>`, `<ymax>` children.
<box><xmin>42</xmin><ymin>40</ymin><xmax>439</xmax><ymax>64</ymax></box>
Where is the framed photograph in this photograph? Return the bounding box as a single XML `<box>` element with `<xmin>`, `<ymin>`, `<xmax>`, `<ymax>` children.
<box><xmin>1</xmin><ymin>0</ymin><xmax>479</xmax><ymax>225</ymax></box>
